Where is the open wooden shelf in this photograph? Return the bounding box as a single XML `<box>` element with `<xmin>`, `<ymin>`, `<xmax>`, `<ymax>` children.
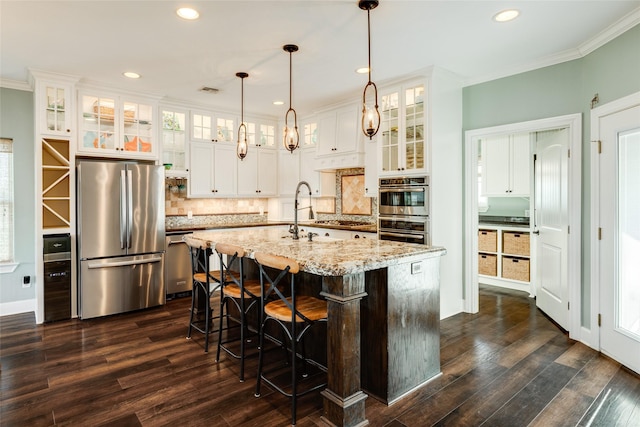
<box><xmin>42</xmin><ymin>138</ymin><xmax>71</xmax><ymax>229</ymax></box>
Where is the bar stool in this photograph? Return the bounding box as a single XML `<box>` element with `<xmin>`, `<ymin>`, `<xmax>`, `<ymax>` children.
<box><xmin>253</xmin><ymin>252</ymin><xmax>328</xmax><ymax>427</ymax></box>
<box><xmin>184</xmin><ymin>236</ymin><xmax>223</xmax><ymax>353</ymax></box>
<box><xmin>214</xmin><ymin>242</ymin><xmax>262</xmax><ymax>382</ymax></box>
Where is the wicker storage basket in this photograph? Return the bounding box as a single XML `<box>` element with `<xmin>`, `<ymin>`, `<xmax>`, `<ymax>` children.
<box><xmin>479</xmin><ymin>253</ymin><xmax>497</xmax><ymax>276</ymax></box>
<box><xmin>478</xmin><ymin>229</ymin><xmax>498</xmax><ymax>252</ymax></box>
<box><xmin>503</xmin><ymin>231</ymin><xmax>530</xmax><ymax>256</ymax></box>
<box><xmin>502</xmin><ymin>256</ymin><xmax>530</xmax><ymax>281</ymax></box>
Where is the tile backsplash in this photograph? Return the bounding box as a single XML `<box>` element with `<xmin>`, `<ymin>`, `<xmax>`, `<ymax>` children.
<box><xmin>165</xmin><ymin>167</ymin><xmax>377</xmax><ymax>225</ymax></box>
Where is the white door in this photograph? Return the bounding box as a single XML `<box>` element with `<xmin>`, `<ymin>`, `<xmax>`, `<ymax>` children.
<box><xmin>597</xmin><ymin>101</ymin><xmax>640</xmax><ymax>374</ymax></box>
<box><xmin>534</xmin><ymin>128</ymin><xmax>570</xmax><ymax>330</ymax></box>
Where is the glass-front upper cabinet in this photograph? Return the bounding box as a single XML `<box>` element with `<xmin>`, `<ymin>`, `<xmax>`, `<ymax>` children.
<box><xmin>161</xmin><ymin>108</ymin><xmax>187</xmax><ymax>174</ymax></box>
<box><xmin>79</xmin><ymin>92</ymin><xmax>157</xmax><ymax>158</ymax></box>
<box><xmin>43</xmin><ymin>84</ymin><xmax>71</xmax><ymax>135</ymax></box>
<box><xmin>190</xmin><ymin>110</ymin><xmax>236</xmax><ymax>143</ymax></box>
<box><xmin>122</xmin><ymin>101</ymin><xmax>153</xmax><ymax>153</ymax></box>
<box><xmin>242</xmin><ymin>119</ymin><xmax>277</xmax><ymax>148</ymax></box>
<box><xmin>379</xmin><ymin>82</ymin><xmax>426</xmax><ymax>175</ymax></box>
<box><xmin>80</xmin><ymin>94</ymin><xmax>117</xmax><ymax>151</ymax></box>
<box><xmin>259</xmin><ymin>123</ymin><xmax>276</xmax><ymax>148</ymax></box>
<box><xmin>217</xmin><ymin>117</ymin><xmax>235</xmax><ymax>143</ymax></box>
<box><xmin>302</xmin><ymin>121</ymin><xmax>318</xmax><ymax>148</ymax></box>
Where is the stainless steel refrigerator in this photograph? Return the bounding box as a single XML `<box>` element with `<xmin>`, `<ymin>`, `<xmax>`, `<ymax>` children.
<box><xmin>77</xmin><ymin>160</ymin><xmax>165</xmax><ymax>319</ymax></box>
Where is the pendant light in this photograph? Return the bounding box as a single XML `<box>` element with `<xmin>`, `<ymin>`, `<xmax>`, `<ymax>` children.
<box><xmin>283</xmin><ymin>44</ymin><xmax>300</xmax><ymax>152</ymax></box>
<box><xmin>359</xmin><ymin>0</ymin><xmax>380</xmax><ymax>140</ymax></box>
<box><xmin>236</xmin><ymin>72</ymin><xmax>249</xmax><ymax>160</ymax></box>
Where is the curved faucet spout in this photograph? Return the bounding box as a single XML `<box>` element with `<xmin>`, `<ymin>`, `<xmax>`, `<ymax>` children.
<box><xmin>292</xmin><ymin>181</ymin><xmax>313</xmax><ymax>240</ymax></box>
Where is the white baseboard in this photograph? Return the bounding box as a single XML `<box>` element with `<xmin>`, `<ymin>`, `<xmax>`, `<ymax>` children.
<box><xmin>0</xmin><ymin>299</ymin><xmax>36</xmax><ymax>317</ymax></box>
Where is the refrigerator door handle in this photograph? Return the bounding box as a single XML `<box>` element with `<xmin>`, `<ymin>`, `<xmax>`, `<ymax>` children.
<box><xmin>127</xmin><ymin>169</ymin><xmax>133</xmax><ymax>249</ymax></box>
<box><xmin>120</xmin><ymin>169</ymin><xmax>127</xmax><ymax>249</ymax></box>
<box><xmin>87</xmin><ymin>256</ymin><xmax>163</xmax><ymax>269</ymax></box>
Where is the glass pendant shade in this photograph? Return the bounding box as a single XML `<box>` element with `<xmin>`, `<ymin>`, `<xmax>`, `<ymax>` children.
<box><xmin>283</xmin><ymin>44</ymin><xmax>300</xmax><ymax>152</ymax></box>
<box><xmin>359</xmin><ymin>0</ymin><xmax>380</xmax><ymax>140</ymax></box>
<box><xmin>236</xmin><ymin>72</ymin><xmax>249</xmax><ymax>160</ymax></box>
<box><xmin>283</xmin><ymin>108</ymin><xmax>299</xmax><ymax>152</ymax></box>
<box><xmin>237</xmin><ymin>122</ymin><xmax>248</xmax><ymax>159</ymax></box>
<box><xmin>362</xmin><ymin>81</ymin><xmax>380</xmax><ymax>139</ymax></box>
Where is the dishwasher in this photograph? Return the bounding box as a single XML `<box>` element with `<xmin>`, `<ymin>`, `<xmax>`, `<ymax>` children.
<box><xmin>165</xmin><ymin>231</ymin><xmax>193</xmax><ymax>298</ymax></box>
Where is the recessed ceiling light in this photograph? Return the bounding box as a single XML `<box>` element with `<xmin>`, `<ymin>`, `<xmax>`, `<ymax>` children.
<box><xmin>493</xmin><ymin>9</ymin><xmax>519</xmax><ymax>22</ymax></box>
<box><xmin>356</xmin><ymin>67</ymin><xmax>370</xmax><ymax>74</ymax></box>
<box><xmin>273</xmin><ymin>101</ymin><xmax>284</xmax><ymax>106</ymax></box>
<box><xmin>177</xmin><ymin>7</ymin><xmax>199</xmax><ymax>20</ymax></box>
<box><xmin>123</xmin><ymin>72</ymin><xmax>140</xmax><ymax>79</ymax></box>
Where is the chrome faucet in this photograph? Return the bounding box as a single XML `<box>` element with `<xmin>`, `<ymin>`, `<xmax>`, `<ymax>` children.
<box><xmin>291</xmin><ymin>181</ymin><xmax>314</xmax><ymax>240</ymax></box>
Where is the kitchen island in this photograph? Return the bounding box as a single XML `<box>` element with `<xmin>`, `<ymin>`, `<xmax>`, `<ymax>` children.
<box><xmin>190</xmin><ymin>228</ymin><xmax>446</xmax><ymax>427</ymax></box>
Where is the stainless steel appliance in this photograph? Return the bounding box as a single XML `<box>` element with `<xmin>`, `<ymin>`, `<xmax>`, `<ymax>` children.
<box><xmin>378</xmin><ymin>176</ymin><xmax>429</xmax><ymax>216</ymax></box>
<box><xmin>378</xmin><ymin>176</ymin><xmax>430</xmax><ymax>245</ymax></box>
<box><xmin>43</xmin><ymin>234</ymin><xmax>71</xmax><ymax>322</ymax></box>
<box><xmin>77</xmin><ymin>160</ymin><xmax>165</xmax><ymax>319</ymax></box>
<box><xmin>165</xmin><ymin>231</ymin><xmax>193</xmax><ymax>296</ymax></box>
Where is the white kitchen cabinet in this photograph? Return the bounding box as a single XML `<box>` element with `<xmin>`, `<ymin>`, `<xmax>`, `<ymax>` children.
<box><xmin>35</xmin><ymin>79</ymin><xmax>74</xmax><ymax>137</ymax></box>
<box><xmin>378</xmin><ymin>82</ymin><xmax>426</xmax><ymax>175</ymax></box>
<box><xmin>300</xmin><ymin>148</ymin><xmax>336</xmax><ymax>197</ymax></box>
<box><xmin>78</xmin><ymin>91</ymin><xmax>157</xmax><ymax>159</ymax></box>
<box><xmin>189</xmin><ymin>142</ymin><xmax>237</xmax><ymax>197</ymax></box>
<box><xmin>364</xmin><ymin>138</ymin><xmax>378</xmax><ymax>197</ymax></box>
<box><xmin>481</xmin><ymin>133</ymin><xmax>530</xmax><ymax>196</ymax></box>
<box><xmin>316</xmin><ymin>103</ymin><xmax>363</xmax><ymax>170</ymax></box>
<box><xmin>301</xmin><ymin>120</ymin><xmax>318</xmax><ymax>149</ymax></box>
<box><xmin>237</xmin><ymin>148</ymin><xmax>277</xmax><ymax>196</ymax></box>
<box><xmin>190</xmin><ymin>109</ymin><xmax>236</xmax><ymax>143</ymax></box>
<box><xmin>278</xmin><ymin>148</ymin><xmax>300</xmax><ymax>196</ymax></box>
<box><xmin>160</xmin><ymin>107</ymin><xmax>188</xmax><ymax>177</ymax></box>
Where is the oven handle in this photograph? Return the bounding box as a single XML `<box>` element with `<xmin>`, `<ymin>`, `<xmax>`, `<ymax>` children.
<box><xmin>379</xmin><ymin>231</ymin><xmax>425</xmax><ymax>240</ymax></box>
<box><xmin>379</xmin><ymin>188</ymin><xmax>425</xmax><ymax>193</ymax></box>
<box><xmin>379</xmin><ymin>216</ymin><xmax>429</xmax><ymax>223</ymax></box>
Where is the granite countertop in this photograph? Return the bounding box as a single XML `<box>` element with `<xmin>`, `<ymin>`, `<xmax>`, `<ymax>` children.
<box><xmin>167</xmin><ymin>221</ymin><xmax>377</xmax><ymax>234</ymax></box>
<box><xmin>190</xmin><ymin>227</ymin><xmax>445</xmax><ymax>276</ymax></box>
<box><xmin>478</xmin><ymin>216</ymin><xmax>530</xmax><ymax>229</ymax></box>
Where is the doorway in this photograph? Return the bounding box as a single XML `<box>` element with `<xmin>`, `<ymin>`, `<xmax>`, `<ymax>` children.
<box><xmin>464</xmin><ymin>114</ymin><xmax>582</xmax><ymax>339</ymax></box>
<box><xmin>591</xmin><ymin>92</ymin><xmax>640</xmax><ymax>374</ymax></box>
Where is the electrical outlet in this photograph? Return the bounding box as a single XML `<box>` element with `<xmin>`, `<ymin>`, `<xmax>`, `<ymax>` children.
<box><xmin>22</xmin><ymin>276</ymin><xmax>31</xmax><ymax>288</ymax></box>
<box><xmin>187</xmin><ymin>210</ymin><xmax>193</xmax><ymax>219</ymax></box>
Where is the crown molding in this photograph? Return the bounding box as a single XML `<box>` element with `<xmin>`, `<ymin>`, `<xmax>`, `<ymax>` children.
<box><xmin>579</xmin><ymin>6</ymin><xmax>640</xmax><ymax>56</ymax></box>
<box><xmin>0</xmin><ymin>78</ymin><xmax>32</xmax><ymax>92</ymax></box>
<box><xmin>463</xmin><ymin>7</ymin><xmax>640</xmax><ymax>87</ymax></box>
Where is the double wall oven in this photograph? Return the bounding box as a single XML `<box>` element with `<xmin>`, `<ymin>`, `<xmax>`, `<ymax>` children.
<box><xmin>378</xmin><ymin>176</ymin><xmax>430</xmax><ymax>245</ymax></box>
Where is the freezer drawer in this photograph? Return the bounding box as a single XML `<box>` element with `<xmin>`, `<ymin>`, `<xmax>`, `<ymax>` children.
<box><xmin>79</xmin><ymin>254</ymin><xmax>165</xmax><ymax>319</ymax></box>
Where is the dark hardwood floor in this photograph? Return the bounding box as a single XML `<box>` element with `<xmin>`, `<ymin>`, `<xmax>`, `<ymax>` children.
<box><xmin>1</xmin><ymin>285</ymin><xmax>639</xmax><ymax>426</ymax></box>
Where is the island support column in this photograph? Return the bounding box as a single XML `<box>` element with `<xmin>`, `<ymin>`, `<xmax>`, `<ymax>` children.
<box><xmin>320</xmin><ymin>273</ymin><xmax>369</xmax><ymax>427</ymax></box>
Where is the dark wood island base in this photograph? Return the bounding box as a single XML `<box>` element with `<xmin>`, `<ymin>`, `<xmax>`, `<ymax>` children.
<box><xmin>190</xmin><ymin>228</ymin><xmax>446</xmax><ymax>426</ymax></box>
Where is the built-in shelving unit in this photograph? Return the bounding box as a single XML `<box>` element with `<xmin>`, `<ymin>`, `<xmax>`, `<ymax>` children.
<box><xmin>41</xmin><ymin>138</ymin><xmax>71</xmax><ymax>228</ymax></box>
<box><xmin>478</xmin><ymin>225</ymin><xmax>531</xmax><ymax>294</ymax></box>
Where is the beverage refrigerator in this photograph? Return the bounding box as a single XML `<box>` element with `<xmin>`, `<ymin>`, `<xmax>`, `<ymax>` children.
<box><xmin>76</xmin><ymin>160</ymin><xmax>165</xmax><ymax>319</ymax></box>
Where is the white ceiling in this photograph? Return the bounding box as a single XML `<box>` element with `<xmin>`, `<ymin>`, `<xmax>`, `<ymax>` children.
<box><xmin>1</xmin><ymin>1</ymin><xmax>639</xmax><ymax>118</ymax></box>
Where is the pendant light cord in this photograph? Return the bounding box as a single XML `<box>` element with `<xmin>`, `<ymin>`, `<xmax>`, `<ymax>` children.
<box><xmin>289</xmin><ymin>50</ymin><xmax>293</xmax><ymax>110</ymax></box>
<box><xmin>367</xmin><ymin>8</ymin><xmax>372</xmax><ymax>84</ymax></box>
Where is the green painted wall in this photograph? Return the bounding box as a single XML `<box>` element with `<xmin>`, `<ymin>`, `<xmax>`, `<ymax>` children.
<box><xmin>0</xmin><ymin>88</ymin><xmax>36</xmax><ymax>304</ymax></box>
<box><xmin>464</xmin><ymin>24</ymin><xmax>640</xmax><ymax>328</ymax></box>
